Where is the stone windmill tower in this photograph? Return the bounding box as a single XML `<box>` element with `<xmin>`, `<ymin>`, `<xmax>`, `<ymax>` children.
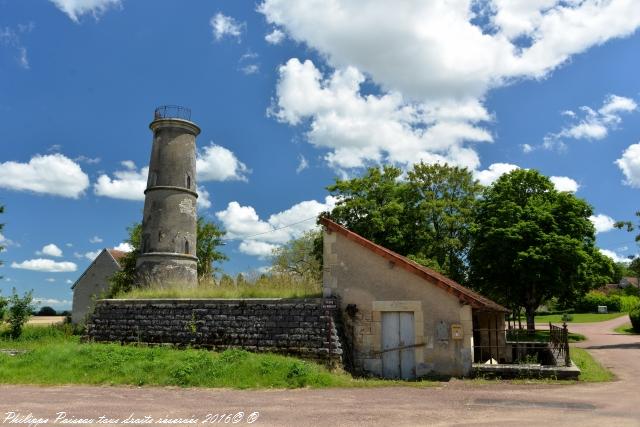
<box><xmin>136</xmin><ymin>105</ymin><xmax>200</xmax><ymax>288</ymax></box>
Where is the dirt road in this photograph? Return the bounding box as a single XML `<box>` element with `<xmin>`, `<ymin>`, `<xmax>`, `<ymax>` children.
<box><xmin>1</xmin><ymin>316</ymin><xmax>639</xmax><ymax>426</ymax></box>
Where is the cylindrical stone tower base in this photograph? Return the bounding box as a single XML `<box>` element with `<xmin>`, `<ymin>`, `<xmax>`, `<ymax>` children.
<box><xmin>136</xmin><ymin>106</ymin><xmax>200</xmax><ymax>289</ymax></box>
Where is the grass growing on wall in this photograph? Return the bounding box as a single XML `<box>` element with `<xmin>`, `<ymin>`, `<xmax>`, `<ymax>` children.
<box><xmin>116</xmin><ymin>274</ymin><xmax>322</xmax><ymax>299</ymax></box>
<box><xmin>0</xmin><ymin>326</ymin><xmax>436</xmax><ymax>389</ymax></box>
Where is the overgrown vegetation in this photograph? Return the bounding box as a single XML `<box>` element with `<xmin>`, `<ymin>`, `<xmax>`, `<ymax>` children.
<box><xmin>0</xmin><ymin>326</ymin><xmax>436</xmax><ymax>389</ymax></box>
<box><xmin>117</xmin><ymin>273</ymin><xmax>321</xmax><ymax>299</ymax></box>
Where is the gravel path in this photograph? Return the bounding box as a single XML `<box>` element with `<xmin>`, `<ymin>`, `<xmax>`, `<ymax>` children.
<box><xmin>1</xmin><ymin>317</ymin><xmax>639</xmax><ymax>426</ymax></box>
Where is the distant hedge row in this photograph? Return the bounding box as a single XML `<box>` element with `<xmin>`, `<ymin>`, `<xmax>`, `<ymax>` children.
<box><xmin>575</xmin><ymin>291</ymin><xmax>640</xmax><ymax>313</ymax></box>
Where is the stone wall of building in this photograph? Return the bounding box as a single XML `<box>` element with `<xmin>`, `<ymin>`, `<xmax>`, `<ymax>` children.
<box><xmin>86</xmin><ymin>298</ymin><xmax>342</xmax><ymax>365</ymax></box>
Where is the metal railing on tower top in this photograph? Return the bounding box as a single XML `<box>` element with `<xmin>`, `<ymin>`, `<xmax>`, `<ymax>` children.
<box><xmin>154</xmin><ymin>105</ymin><xmax>192</xmax><ymax>121</ymax></box>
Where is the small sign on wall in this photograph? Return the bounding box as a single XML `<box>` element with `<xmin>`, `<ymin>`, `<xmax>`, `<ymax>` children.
<box><xmin>451</xmin><ymin>324</ymin><xmax>463</xmax><ymax>340</ymax></box>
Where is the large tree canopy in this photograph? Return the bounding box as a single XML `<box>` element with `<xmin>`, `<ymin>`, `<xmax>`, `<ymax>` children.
<box><xmin>325</xmin><ymin>162</ymin><xmax>482</xmax><ymax>283</ymax></box>
<box><xmin>469</xmin><ymin>169</ymin><xmax>613</xmax><ymax>331</ymax></box>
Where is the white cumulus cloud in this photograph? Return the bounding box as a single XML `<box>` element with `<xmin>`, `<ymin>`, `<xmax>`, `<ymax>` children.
<box><xmin>94</xmin><ymin>164</ymin><xmax>148</xmax><ymax>200</ymax></box>
<box><xmin>197</xmin><ymin>143</ymin><xmax>250</xmax><ymax>182</ymax></box>
<box><xmin>474</xmin><ymin>163</ymin><xmax>519</xmax><ymax>186</ymax></box>
<box><xmin>542</xmin><ymin>94</ymin><xmax>637</xmax><ymax>150</ymax></box>
<box><xmin>260</xmin><ymin>0</ymin><xmax>640</xmax><ymax>101</ymax></box>
<box><xmin>616</xmin><ymin>142</ymin><xmax>640</xmax><ymax>188</ymax></box>
<box><xmin>600</xmin><ymin>249</ymin><xmax>631</xmax><ymax>264</ymax></box>
<box><xmin>216</xmin><ymin>196</ymin><xmax>337</xmax><ymax>257</ymax></box>
<box><xmin>11</xmin><ymin>258</ymin><xmax>77</xmax><ymax>272</ymax></box>
<box><xmin>84</xmin><ymin>250</ymin><xmax>101</xmax><ymax>261</ymax></box>
<box><xmin>272</xmin><ymin>58</ymin><xmax>492</xmax><ymax>172</ymax></box>
<box><xmin>211</xmin><ymin>13</ymin><xmax>244</xmax><ymax>41</ymax></box>
<box><xmin>0</xmin><ymin>154</ymin><xmax>89</xmax><ymax>198</ymax></box>
<box><xmin>49</xmin><ymin>0</ymin><xmax>122</xmax><ymax>22</ymax></box>
<box><xmin>589</xmin><ymin>214</ymin><xmax>616</xmax><ymax>234</ymax></box>
<box><xmin>265</xmin><ymin>29</ymin><xmax>285</xmax><ymax>44</ymax></box>
<box><xmin>38</xmin><ymin>244</ymin><xmax>63</xmax><ymax>257</ymax></box>
<box><xmin>112</xmin><ymin>242</ymin><xmax>133</xmax><ymax>252</ymax></box>
<box><xmin>89</xmin><ymin>236</ymin><xmax>103</xmax><ymax>243</ymax></box>
<box><xmin>550</xmin><ymin>176</ymin><xmax>579</xmax><ymax>193</ymax></box>
<box><xmin>260</xmin><ymin>1</ymin><xmax>640</xmax><ymax>171</ymax></box>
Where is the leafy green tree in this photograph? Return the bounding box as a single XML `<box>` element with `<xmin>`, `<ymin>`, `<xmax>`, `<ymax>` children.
<box><xmin>36</xmin><ymin>306</ymin><xmax>57</xmax><ymax>316</ymax></box>
<box><xmin>614</xmin><ymin>211</ymin><xmax>640</xmax><ymax>285</ymax></box>
<box><xmin>271</xmin><ymin>230</ymin><xmax>322</xmax><ymax>281</ymax></box>
<box><xmin>7</xmin><ymin>288</ymin><xmax>35</xmax><ymax>339</ymax></box>
<box><xmin>108</xmin><ymin>217</ymin><xmax>226</xmax><ymax>295</ymax></box>
<box><xmin>107</xmin><ymin>223</ymin><xmax>141</xmax><ymax>297</ymax></box>
<box><xmin>325</xmin><ymin>163</ymin><xmax>481</xmax><ymax>283</ymax></box>
<box><xmin>326</xmin><ymin>165</ymin><xmax>409</xmax><ymax>255</ymax></box>
<box><xmin>197</xmin><ymin>216</ymin><xmax>228</xmax><ymax>281</ymax></box>
<box><xmin>469</xmin><ymin>169</ymin><xmax>613</xmax><ymax>331</ymax></box>
<box><xmin>0</xmin><ymin>204</ymin><xmax>4</xmax><ymax>278</ymax></box>
<box><xmin>406</xmin><ymin>162</ymin><xmax>482</xmax><ymax>283</ymax></box>
<box><xmin>0</xmin><ymin>292</ymin><xmax>7</xmax><ymax>322</ymax></box>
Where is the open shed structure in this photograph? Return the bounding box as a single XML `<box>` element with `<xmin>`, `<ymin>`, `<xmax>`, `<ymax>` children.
<box><xmin>320</xmin><ymin>217</ymin><xmax>508</xmax><ymax>378</ymax></box>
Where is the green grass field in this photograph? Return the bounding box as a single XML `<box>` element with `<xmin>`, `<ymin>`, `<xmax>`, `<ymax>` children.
<box><xmin>0</xmin><ymin>326</ymin><xmax>435</xmax><ymax>389</ymax></box>
<box><xmin>533</xmin><ymin>312</ymin><xmax>626</xmax><ymax>324</ymax></box>
<box><xmin>0</xmin><ymin>325</ymin><xmax>612</xmax><ymax>388</ymax></box>
<box><xmin>613</xmin><ymin>323</ymin><xmax>638</xmax><ymax>334</ymax></box>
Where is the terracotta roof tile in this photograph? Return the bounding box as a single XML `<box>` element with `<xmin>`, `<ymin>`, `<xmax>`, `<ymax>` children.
<box><xmin>320</xmin><ymin>217</ymin><xmax>509</xmax><ymax>312</ymax></box>
<box><xmin>107</xmin><ymin>249</ymin><xmax>128</xmax><ymax>265</ymax></box>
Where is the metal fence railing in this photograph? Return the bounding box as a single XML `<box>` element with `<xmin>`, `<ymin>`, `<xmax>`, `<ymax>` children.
<box><xmin>474</xmin><ymin>325</ymin><xmax>570</xmax><ymax>366</ymax></box>
<box><xmin>549</xmin><ymin>322</ymin><xmax>571</xmax><ymax>367</ymax></box>
<box><xmin>154</xmin><ymin>105</ymin><xmax>192</xmax><ymax>121</ymax></box>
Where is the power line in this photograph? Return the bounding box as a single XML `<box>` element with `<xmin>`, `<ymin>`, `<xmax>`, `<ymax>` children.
<box><xmin>222</xmin><ymin>216</ymin><xmax>318</xmax><ymax>242</ymax></box>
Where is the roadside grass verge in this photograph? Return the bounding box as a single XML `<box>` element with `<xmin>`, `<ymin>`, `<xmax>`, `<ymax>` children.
<box><xmin>613</xmin><ymin>323</ymin><xmax>637</xmax><ymax>335</ymax></box>
<box><xmin>571</xmin><ymin>348</ymin><xmax>615</xmax><ymax>382</ymax></box>
<box><xmin>0</xmin><ymin>326</ymin><xmax>436</xmax><ymax>389</ymax></box>
<box><xmin>116</xmin><ymin>274</ymin><xmax>322</xmax><ymax>299</ymax></box>
<box><xmin>533</xmin><ymin>312</ymin><xmax>626</xmax><ymax>324</ymax></box>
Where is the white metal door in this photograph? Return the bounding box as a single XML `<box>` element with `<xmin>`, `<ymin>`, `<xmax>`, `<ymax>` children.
<box><xmin>381</xmin><ymin>311</ymin><xmax>415</xmax><ymax>379</ymax></box>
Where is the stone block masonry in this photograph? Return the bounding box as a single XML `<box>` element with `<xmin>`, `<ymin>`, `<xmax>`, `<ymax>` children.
<box><xmin>86</xmin><ymin>298</ymin><xmax>342</xmax><ymax>365</ymax></box>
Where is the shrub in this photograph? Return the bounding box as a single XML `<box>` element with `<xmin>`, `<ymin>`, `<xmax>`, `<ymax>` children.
<box><xmin>6</xmin><ymin>289</ymin><xmax>35</xmax><ymax>339</ymax></box>
<box><xmin>561</xmin><ymin>313</ymin><xmax>574</xmax><ymax>322</ymax></box>
<box><xmin>575</xmin><ymin>291</ymin><xmax>626</xmax><ymax>312</ymax></box>
<box><xmin>629</xmin><ymin>306</ymin><xmax>640</xmax><ymax>333</ymax></box>
<box><xmin>619</xmin><ymin>295</ymin><xmax>640</xmax><ymax>313</ymax></box>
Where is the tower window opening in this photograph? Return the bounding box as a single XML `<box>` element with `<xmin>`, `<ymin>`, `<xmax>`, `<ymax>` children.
<box><xmin>186</xmin><ymin>174</ymin><xmax>191</xmax><ymax>189</ymax></box>
<box><xmin>184</xmin><ymin>239</ymin><xmax>190</xmax><ymax>255</ymax></box>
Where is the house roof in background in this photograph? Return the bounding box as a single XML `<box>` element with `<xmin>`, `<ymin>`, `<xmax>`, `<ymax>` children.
<box><xmin>319</xmin><ymin>217</ymin><xmax>509</xmax><ymax>312</ymax></box>
<box><xmin>70</xmin><ymin>248</ymin><xmax>126</xmax><ymax>290</ymax></box>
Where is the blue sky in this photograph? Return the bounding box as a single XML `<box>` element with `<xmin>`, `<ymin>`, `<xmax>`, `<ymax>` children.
<box><xmin>1</xmin><ymin>0</ymin><xmax>639</xmax><ymax>310</ymax></box>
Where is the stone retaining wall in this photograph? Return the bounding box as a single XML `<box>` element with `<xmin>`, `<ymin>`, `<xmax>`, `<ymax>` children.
<box><xmin>86</xmin><ymin>298</ymin><xmax>342</xmax><ymax>365</ymax></box>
